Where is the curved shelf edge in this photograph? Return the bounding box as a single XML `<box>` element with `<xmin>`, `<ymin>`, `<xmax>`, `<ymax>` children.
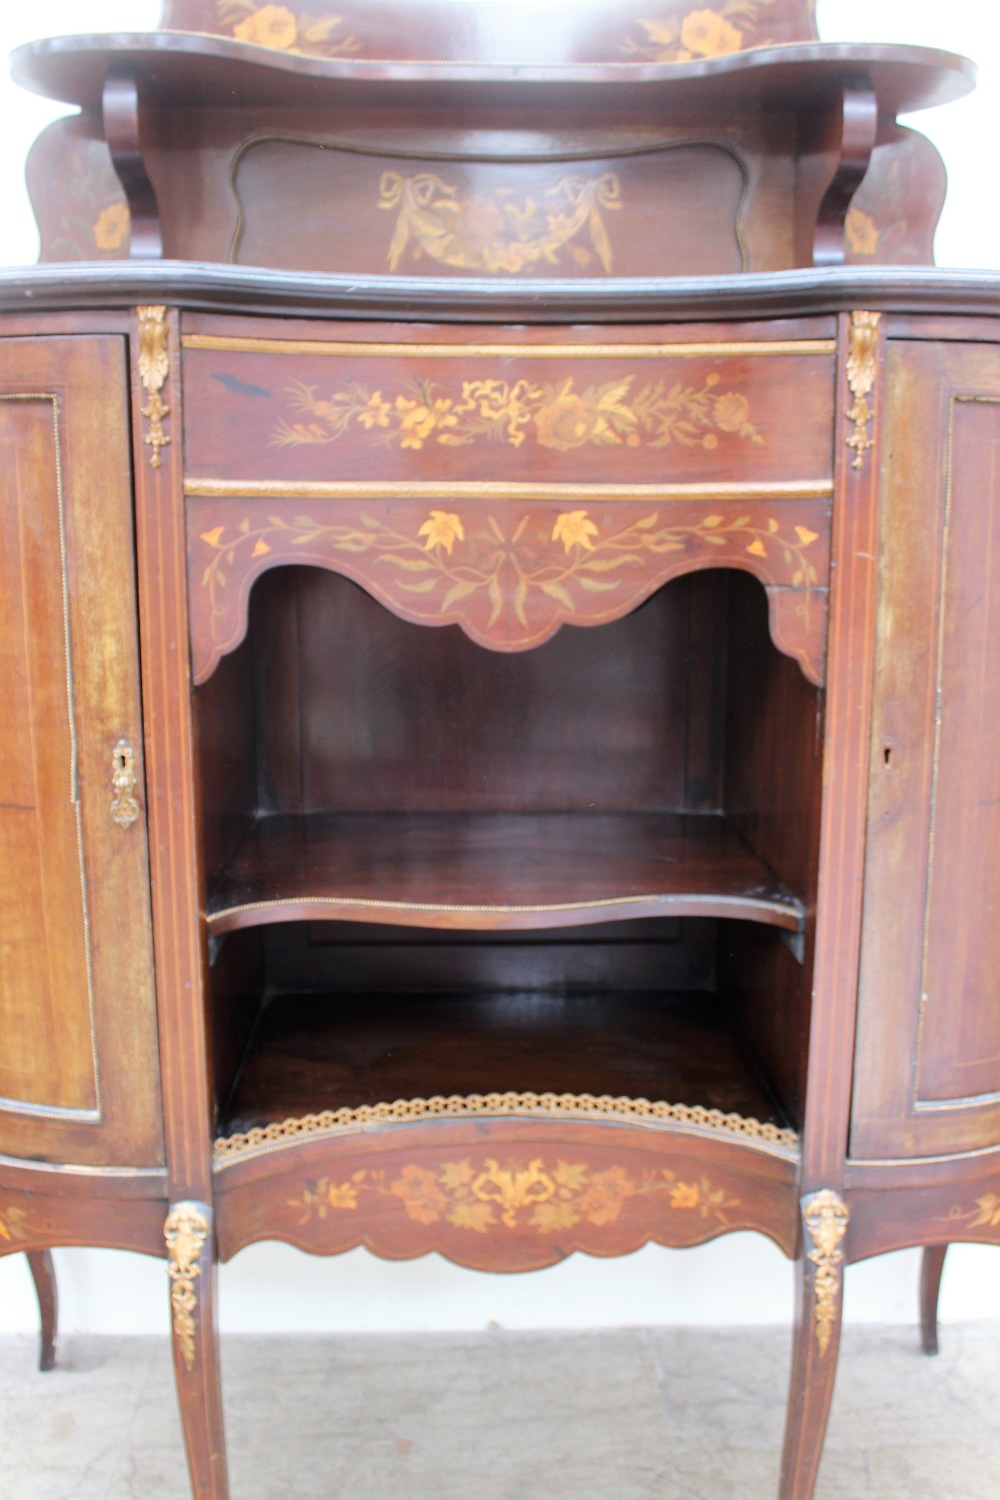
<box><xmin>212</xmin><ymin>1104</ymin><xmax>800</xmax><ymax>1265</ymax></box>
<box><xmin>11</xmin><ymin>35</ymin><xmax>976</xmax><ymax>116</ymax></box>
<box><xmin>206</xmin><ymin>889</ymin><xmax>804</xmax><ymax>936</ymax></box>
<box><xmin>203</xmin><ymin>811</ymin><xmax>806</xmax><ymax>938</ymax></box>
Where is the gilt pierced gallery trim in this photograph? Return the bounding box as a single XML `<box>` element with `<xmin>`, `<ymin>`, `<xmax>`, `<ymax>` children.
<box><xmin>0</xmin><ymin>394</ymin><xmax>102</xmax><ymax>1124</ymax></box>
<box><xmin>137</xmin><ymin>306</ymin><xmax>171</xmax><ymax>469</ymax></box>
<box><xmin>164</xmin><ymin>1204</ymin><xmax>210</xmax><ymax>1373</ymax></box>
<box><xmin>182</xmin><ymin>335</ymin><xmax>837</xmax><ymax>359</ymax></box>
<box><xmin>213</xmin><ymin>1092</ymin><xmax>799</xmax><ymax>1166</ymax></box>
<box><xmin>185</xmin><ymin>478</ymin><xmax>833</xmax><ymax>501</ymax></box>
<box><xmin>803</xmin><ymin>1189</ymin><xmax>849</xmax><ymax>1358</ymax></box>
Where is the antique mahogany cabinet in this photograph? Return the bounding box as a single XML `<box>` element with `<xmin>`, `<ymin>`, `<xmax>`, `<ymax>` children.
<box><xmin>2</xmin><ymin>2</ymin><xmax>998</xmax><ymax>1496</ymax></box>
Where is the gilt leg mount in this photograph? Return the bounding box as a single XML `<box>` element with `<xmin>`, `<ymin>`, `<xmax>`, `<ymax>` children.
<box><xmin>165</xmin><ymin>1202</ymin><xmax>212</xmax><ymax>1372</ymax></box>
<box><xmin>802</xmin><ymin>1189</ymin><xmax>850</xmax><ymax>1357</ymax></box>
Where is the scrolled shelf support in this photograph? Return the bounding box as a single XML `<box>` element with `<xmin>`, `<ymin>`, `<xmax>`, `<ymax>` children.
<box><xmin>813</xmin><ymin>79</ymin><xmax>879</xmax><ymax>268</ymax></box>
<box><xmin>103</xmin><ymin>68</ymin><xmax>163</xmax><ymax>260</ymax></box>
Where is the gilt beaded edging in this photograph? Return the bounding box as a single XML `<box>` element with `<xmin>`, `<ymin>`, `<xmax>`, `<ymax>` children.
<box><xmin>213</xmin><ymin>1091</ymin><xmax>799</xmax><ymax>1166</ymax></box>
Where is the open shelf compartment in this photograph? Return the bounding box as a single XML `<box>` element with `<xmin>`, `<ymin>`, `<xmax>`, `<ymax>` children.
<box><xmin>197</xmin><ymin>563</ymin><xmax>823</xmax><ymax>1151</ymax></box>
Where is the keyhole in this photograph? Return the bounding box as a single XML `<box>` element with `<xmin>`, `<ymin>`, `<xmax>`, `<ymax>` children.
<box><xmin>883</xmin><ymin>746</ymin><xmax>892</xmax><ymax>767</ymax></box>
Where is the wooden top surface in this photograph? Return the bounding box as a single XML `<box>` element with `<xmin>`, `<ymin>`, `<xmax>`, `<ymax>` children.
<box><xmin>2</xmin><ymin>263</ymin><xmax>1000</xmax><ymax>322</ymax></box>
<box><xmin>10</xmin><ymin>34</ymin><xmax>975</xmax><ymax>116</ymax></box>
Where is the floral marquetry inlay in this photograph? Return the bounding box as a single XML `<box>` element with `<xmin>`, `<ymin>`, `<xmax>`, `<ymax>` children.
<box><xmin>189</xmin><ymin>499</ymin><xmax>827</xmax><ymax>676</ymax></box>
<box><xmin>622</xmin><ymin>2</ymin><xmax>800</xmax><ymax>62</ymax></box>
<box><xmin>287</xmin><ymin>1157</ymin><xmax>741</xmax><ymax>1235</ymax></box>
<box><xmin>218</xmin><ymin>3</ymin><xmax>361</xmax><ymax>55</ymax></box>
<box><xmin>0</xmin><ymin>1206</ymin><xmax>30</xmax><ymax>1244</ymax></box>
<box><xmin>939</xmin><ymin>1193</ymin><xmax>1000</xmax><ymax>1233</ymax></box>
<box><xmin>378</xmin><ymin>172</ymin><xmax>621</xmax><ymax>276</ymax></box>
<box><xmin>273</xmin><ymin>369</ymin><xmax>761</xmax><ymax>453</ymax></box>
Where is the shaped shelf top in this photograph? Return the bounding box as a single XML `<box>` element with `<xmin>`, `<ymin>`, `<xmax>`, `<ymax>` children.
<box><xmin>9</xmin><ymin>31</ymin><xmax>973</xmax><ymax>118</ymax></box>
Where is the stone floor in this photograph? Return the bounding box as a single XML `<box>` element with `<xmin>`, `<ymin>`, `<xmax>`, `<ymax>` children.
<box><xmin>2</xmin><ymin>1324</ymin><xmax>999</xmax><ymax>1498</ymax></box>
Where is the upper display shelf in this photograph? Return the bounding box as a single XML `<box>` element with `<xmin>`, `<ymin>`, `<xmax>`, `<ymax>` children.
<box><xmin>11</xmin><ymin>33</ymin><xmax>976</xmax><ymax>115</ymax></box>
<box><xmin>10</xmin><ymin>5</ymin><xmax>976</xmax><ymax>277</ymax></box>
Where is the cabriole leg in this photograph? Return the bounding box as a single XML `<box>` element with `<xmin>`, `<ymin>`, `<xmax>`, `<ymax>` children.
<box><xmin>779</xmin><ymin>1190</ymin><xmax>849</xmax><ymax>1500</ymax></box>
<box><xmin>25</xmin><ymin>1250</ymin><xmax>58</xmax><ymax>1372</ymax></box>
<box><xmin>165</xmin><ymin>1202</ymin><xmax>229</xmax><ymax>1500</ymax></box>
<box><xmin>920</xmin><ymin>1243</ymin><xmax>948</xmax><ymax>1356</ymax></box>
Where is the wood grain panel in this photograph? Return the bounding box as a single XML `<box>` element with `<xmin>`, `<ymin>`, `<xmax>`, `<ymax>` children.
<box><xmin>0</xmin><ymin>338</ymin><xmax>163</xmax><ymax>1169</ymax></box>
<box><xmin>0</xmin><ymin>408</ymin><xmax>94</xmax><ymax>1112</ymax></box>
<box><xmin>852</xmin><ymin>342</ymin><xmax>1000</xmax><ymax>1159</ymax></box>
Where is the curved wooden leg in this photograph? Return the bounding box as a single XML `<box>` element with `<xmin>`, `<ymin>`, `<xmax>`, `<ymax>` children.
<box><xmin>165</xmin><ymin>1203</ymin><xmax>229</xmax><ymax>1500</ymax></box>
<box><xmin>920</xmin><ymin>1244</ymin><xmax>948</xmax><ymax>1356</ymax></box>
<box><xmin>779</xmin><ymin>1190</ymin><xmax>849</xmax><ymax>1500</ymax></box>
<box><xmin>25</xmin><ymin>1250</ymin><xmax>58</xmax><ymax>1372</ymax></box>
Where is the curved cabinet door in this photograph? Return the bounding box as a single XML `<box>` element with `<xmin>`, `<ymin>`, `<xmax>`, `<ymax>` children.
<box><xmin>0</xmin><ymin>334</ymin><xmax>163</xmax><ymax>1168</ymax></box>
<box><xmin>851</xmin><ymin>338</ymin><xmax>1000</xmax><ymax>1160</ymax></box>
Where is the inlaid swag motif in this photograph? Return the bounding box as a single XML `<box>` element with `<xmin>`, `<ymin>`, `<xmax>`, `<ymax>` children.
<box><xmin>188</xmin><ymin>497</ymin><xmax>829</xmax><ymax>682</ymax></box>
<box><xmin>287</xmin><ymin>1156</ymin><xmax>741</xmax><ymax>1235</ymax></box>
<box><xmin>273</xmin><ymin>369</ymin><xmax>762</xmax><ymax>453</ymax></box>
<box><xmin>379</xmin><ymin>172</ymin><xmax>621</xmax><ymax>277</ymax></box>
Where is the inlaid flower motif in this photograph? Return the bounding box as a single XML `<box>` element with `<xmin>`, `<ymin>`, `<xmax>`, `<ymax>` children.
<box><xmin>680</xmin><ymin>9</ymin><xmax>743</xmax><ymax>58</ymax></box>
<box><xmin>92</xmin><ymin>201</ymin><xmax>129</xmax><ymax>251</ymax></box>
<box><xmin>418</xmin><ymin>510</ymin><xmax>465</xmax><ymax>554</ymax></box>
<box><xmin>552</xmin><ymin>510</ymin><xmax>600</xmax><ymax>553</ymax></box>
<box><xmin>390</xmin><ymin>1165</ymin><xmax>448</xmax><ymax>1225</ymax></box>
<box><xmin>667</xmin><ymin>1180</ymin><xmax>702</xmax><ymax>1210</ymax></box>
<box><xmin>357</xmin><ymin>391</ymin><xmax>392</xmax><ymax>429</ymax></box>
<box><xmin>234</xmin><ymin>5</ymin><xmax>298</xmax><ymax>49</ymax></box>
<box><xmin>846</xmin><ymin>207</ymin><xmax>880</xmax><ymax>256</ymax></box>
<box><xmin>713</xmin><ymin>391</ymin><xmax>752</xmax><ymax>433</ymax></box>
<box><xmin>395</xmin><ymin>395</ymin><xmax>458</xmax><ymax>449</ymax></box>
<box><xmin>534</xmin><ymin>390</ymin><xmax>604</xmax><ymax>450</ymax></box>
<box><xmin>456</xmin><ymin>195</ymin><xmax>508</xmax><ymax>247</ymax></box>
<box><xmin>577</xmin><ymin>1167</ymin><xmax>637</xmax><ymax>1226</ymax></box>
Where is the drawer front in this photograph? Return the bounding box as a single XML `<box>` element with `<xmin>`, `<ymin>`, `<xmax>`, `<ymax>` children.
<box><xmin>183</xmin><ymin>324</ymin><xmax>835</xmax><ymax>682</ymax></box>
<box><xmin>182</xmin><ymin>328</ymin><xmax>836</xmax><ymax>487</ymax></box>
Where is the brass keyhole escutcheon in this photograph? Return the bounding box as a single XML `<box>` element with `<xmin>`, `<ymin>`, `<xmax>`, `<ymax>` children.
<box><xmin>111</xmin><ymin>738</ymin><xmax>141</xmax><ymax>828</ymax></box>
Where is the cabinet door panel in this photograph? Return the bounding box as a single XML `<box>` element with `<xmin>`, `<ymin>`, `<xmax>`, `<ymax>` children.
<box><xmin>851</xmin><ymin>340</ymin><xmax>1000</xmax><ymax>1159</ymax></box>
<box><xmin>0</xmin><ymin>336</ymin><xmax>164</xmax><ymax>1167</ymax></box>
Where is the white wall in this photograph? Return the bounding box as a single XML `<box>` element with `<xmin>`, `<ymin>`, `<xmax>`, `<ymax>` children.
<box><xmin>1</xmin><ymin>0</ymin><xmax>999</xmax><ymax>1340</ymax></box>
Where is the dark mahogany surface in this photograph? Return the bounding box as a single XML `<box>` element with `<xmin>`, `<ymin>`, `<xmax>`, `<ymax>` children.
<box><xmin>221</xmin><ymin>988</ymin><xmax>787</xmax><ymax>1131</ymax></box>
<box><xmin>11</xmin><ymin>36</ymin><xmax>975</xmax><ymax>115</ymax></box>
<box><xmin>205</xmin><ymin>811</ymin><xmax>804</xmax><ymax>933</ymax></box>
<box><xmin>4</xmin><ymin>264</ymin><xmax>1000</xmax><ymax>324</ymax></box>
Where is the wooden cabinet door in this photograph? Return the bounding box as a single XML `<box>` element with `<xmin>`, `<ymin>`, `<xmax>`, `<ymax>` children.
<box><xmin>851</xmin><ymin>339</ymin><xmax>1000</xmax><ymax>1160</ymax></box>
<box><xmin>0</xmin><ymin>335</ymin><xmax>163</xmax><ymax>1168</ymax></box>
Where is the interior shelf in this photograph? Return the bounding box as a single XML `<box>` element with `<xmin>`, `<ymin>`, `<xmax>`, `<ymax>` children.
<box><xmin>220</xmin><ymin>988</ymin><xmax>789</xmax><ymax>1136</ymax></box>
<box><xmin>205</xmin><ymin>811</ymin><xmax>804</xmax><ymax>936</ymax></box>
